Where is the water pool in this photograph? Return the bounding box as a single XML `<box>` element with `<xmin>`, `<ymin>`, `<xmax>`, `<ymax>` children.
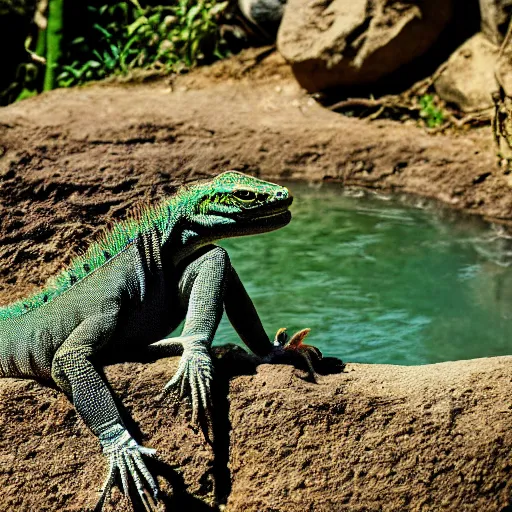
<box><xmin>213</xmin><ymin>182</ymin><xmax>512</xmax><ymax>365</ymax></box>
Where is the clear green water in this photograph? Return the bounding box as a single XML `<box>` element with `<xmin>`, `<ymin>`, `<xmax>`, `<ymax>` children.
<box><xmin>214</xmin><ymin>183</ymin><xmax>512</xmax><ymax>365</ymax></box>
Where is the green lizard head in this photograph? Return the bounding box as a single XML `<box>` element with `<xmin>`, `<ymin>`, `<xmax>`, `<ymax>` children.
<box><xmin>184</xmin><ymin>171</ymin><xmax>293</xmax><ymax>243</ymax></box>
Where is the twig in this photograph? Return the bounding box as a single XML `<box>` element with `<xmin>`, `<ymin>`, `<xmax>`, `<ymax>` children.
<box><xmin>328</xmin><ymin>98</ymin><xmax>382</xmax><ymax>111</ymax></box>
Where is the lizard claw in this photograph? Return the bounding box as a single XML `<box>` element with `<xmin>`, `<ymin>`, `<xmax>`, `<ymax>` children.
<box><xmin>160</xmin><ymin>345</ymin><xmax>214</xmax><ymax>439</ymax></box>
<box><xmin>272</xmin><ymin>327</ymin><xmax>322</xmax><ymax>381</ymax></box>
<box><xmin>95</xmin><ymin>424</ymin><xmax>158</xmax><ymax>512</ymax></box>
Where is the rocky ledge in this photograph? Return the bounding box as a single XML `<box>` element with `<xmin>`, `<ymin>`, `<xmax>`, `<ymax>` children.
<box><xmin>0</xmin><ymin>348</ymin><xmax>510</xmax><ymax>511</ymax></box>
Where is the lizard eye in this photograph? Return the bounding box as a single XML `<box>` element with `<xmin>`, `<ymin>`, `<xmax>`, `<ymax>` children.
<box><xmin>234</xmin><ymin>190</ymin><xmax>257</xmax><ymax>202</ymax></box>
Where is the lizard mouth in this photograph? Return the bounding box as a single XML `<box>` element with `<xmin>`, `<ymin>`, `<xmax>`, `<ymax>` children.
<box><xmin>242</xmin><ymin>196</ymin><xmax>293</xmax><ymax>218</ymax></box>
<box><xmin>196</xmin><ymin>195</ymin><xmax>293</xmax><ymax>240</ymax></box>
<box><xmin>254</xmin><ymin>209</ymin><xmax>292</xmax><ymax>227</ymax></box>
<box><xmin>239</xmin><ymin>196</ymin><xmax>293</xmax><ymax>228</ymax></box>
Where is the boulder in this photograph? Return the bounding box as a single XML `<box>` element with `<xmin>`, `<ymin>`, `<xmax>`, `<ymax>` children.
<box><xmin>277</xmin><ymin>0</ymin><xmax>454</xmax><ymax>92</ymax></box>
<box><xmin>0</xmin><ymin>349</ymin><xmax>511</xmax><ymax>510</ymax></box>
<box><xmin>496</xmin><ymin>21</ymin><xmax>512</xmax><ymax>97</ymax></box>
<box><xmin>434</xmin><ymin>33</ymin><xmax>499</xmax><ymax>112</ymax></box>
<box><xmin>479</xmin><ymin>0</ymin><xmax>512</xmax><ymax>45</ymax></box>
<box><xmin>494</xmin><ymin>22</ymin><xmax>512</xmax><ymax>164</ymax></box>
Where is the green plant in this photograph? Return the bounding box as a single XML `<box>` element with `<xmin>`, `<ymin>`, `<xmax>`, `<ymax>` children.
<box><xmin>57</xmin><ymin>0</ymin><xmax>229</xmax><ymax>88</ymax></box>
<box><xmin>2</xmin><ymin>0</ymin><xmax>237</xmax><ymax>104</ymax></box>
<box><xmin>418</xmin><ymin>94</ymin><xmax>445</xmax><ymax>128</ymax></box>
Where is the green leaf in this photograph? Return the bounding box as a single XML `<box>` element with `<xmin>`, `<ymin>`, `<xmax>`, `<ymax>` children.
<box><xmin>60</xmin><ymin>66</ymin><xmax>82</xmax><ymax>79</ymax></box>
<box><xmin>148</xmin><ymin>13</ymin><xmax>161</xmax><ymax>24</ymax></box>
<box><xmin>110</xmin><ymin>44</ymin><xmax>121</xmax><ymax>58</ymax></box>
<box><xmin>128</xmin><ymin>0</ymin><xmax>143</xmax><ymax>11</ymax></box>
<box><xmin>186</xmin><ymin>4</ymin><xmax>201</xmax><ymax>24</ymax></box>
<box><xmin>209</xmin><ymin>1</ymin><xmax>228</xmax><ymax>15</ymax></box>
<box><xmin>190</xmin><ymin>38</ymin><xmax>199</xmax><ymax>59</ymax></box>
<box><xmin>92</xmin><ymin>49</ymin><xmax>103</xmax><ymax>62</ymax></box>
<box><xmin>127</xmin><ymin>16</ymin><xmax>149</xmax><ymax>36</ymax></box>
<box><xmin>93</xmin><ymin>24</ymin><xmax>112</xmax><ymax>39</ymax></box>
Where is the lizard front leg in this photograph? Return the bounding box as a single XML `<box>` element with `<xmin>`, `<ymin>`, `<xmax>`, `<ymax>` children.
<box><xmin>156</xmin><ymin>246</ymin><xmax>229</xmax><ymax>434</ymax></box>
<box><xmin>51</xmin><ymin>307</ymin><xmax>158</xmax><ymax>510</ymax></box>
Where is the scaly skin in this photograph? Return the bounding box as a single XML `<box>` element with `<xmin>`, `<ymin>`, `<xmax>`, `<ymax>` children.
<box><xmin>0</xmin><ymin>171</ymin><xmax>321</xmax><ymax>509</ymax></box>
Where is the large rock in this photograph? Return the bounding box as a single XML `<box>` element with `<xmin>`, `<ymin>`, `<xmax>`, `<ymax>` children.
<box><xmin>479</xmin><ymin>0</ymin><xmax>512</xmax><ymax>45</ymax></box>
<box><xmin>494</xmin><ymin>22</ymin><xmax>512</xmax><ymax>165</ymax></box>
<box><xmin>0</xmin><ymin>349</ymin><xmax>511</xmax><ymax>510</ymax></box>
<box><xmin>277</xmin><ymin>0</ymin><xmax>454</xmax><ymax>92</ymax></box>
<box><xmin>496</xmin><ymin>21</ymin><xmax>512</xmax><ymax>96</ymax></box>
<box><xmin>434</xmin><ymin>33</ymin><xmax>500</xmax><ymax>112</ymax></box>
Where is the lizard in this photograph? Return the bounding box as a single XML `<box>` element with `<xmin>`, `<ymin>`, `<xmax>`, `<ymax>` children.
<box><xmin>0</xmin><ymin>170</ymin><xmax>321</xmax><ymax>510</ymax></box>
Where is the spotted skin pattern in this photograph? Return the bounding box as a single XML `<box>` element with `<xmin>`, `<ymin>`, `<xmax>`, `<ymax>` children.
<box><xmin>0</xmin><ymin>171</ymin><xmax>319</xmax><ymax>509</ymax></box>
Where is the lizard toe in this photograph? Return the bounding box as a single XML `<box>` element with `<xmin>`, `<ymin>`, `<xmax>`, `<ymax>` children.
<box><xmin>161</xmin><ymin>348</ymin><xmax>214</xmax><ymax>440</ymax></box>
<box><xmin>96</xmin><ymin>424</ymin><xmax>159</xmax><ymax>511</ymax></box>
<box><xmin>268</xmin><ymin>327</ymin><xmax>322</xmax><ymax>381</ymax></box>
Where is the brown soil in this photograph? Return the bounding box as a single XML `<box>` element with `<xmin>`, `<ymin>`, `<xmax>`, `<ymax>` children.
<box><xmin>0</xmin><ymin>49</ymin><xmax>511</xmax><ymax>511</ymax></box>
<box><xmin>0</xmin><ymin>350</ymin><xmax>511</xmax><ymax>511</ymax></box>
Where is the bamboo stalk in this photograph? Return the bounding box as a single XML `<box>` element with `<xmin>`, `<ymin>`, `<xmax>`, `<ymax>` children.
<box><xmin>43</xmin><ymin>0</ymin><xmax>64</xmax><ymax>91</ymax></box>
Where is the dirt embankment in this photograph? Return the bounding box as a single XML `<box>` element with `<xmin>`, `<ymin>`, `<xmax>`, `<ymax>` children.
<box><xmin>0</xmin><ymin>51</ymin><xmax>511</xmax><ymax>511</ymax></box>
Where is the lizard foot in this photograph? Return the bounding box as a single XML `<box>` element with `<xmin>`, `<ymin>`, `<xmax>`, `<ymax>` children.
<box><xmin>160</xmin><ymin>344</ymin><xmax>214</xmax><ymax>437</ymax></box>
<box><xmin>95</xmin><ymin>424</ymin><xmax>158</xmax><ymax>512</ymax></box>
<box><xmin>272</xmin><ymin>327</ymin><xmax>322</xmax><ymax>381</ymax></box>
